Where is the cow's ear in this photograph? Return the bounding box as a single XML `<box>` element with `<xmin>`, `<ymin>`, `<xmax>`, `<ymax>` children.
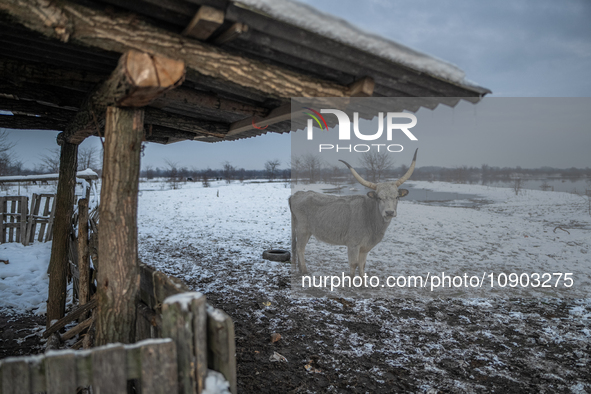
<box><xmin>367</xmin><ymin>191</ymin><xmax>377</xmax><ymax>199</ymax></box>
<box><xmin>398</xmin><ymin>189</ymin><xmax>409</xmax><ymax>198</ymax></box>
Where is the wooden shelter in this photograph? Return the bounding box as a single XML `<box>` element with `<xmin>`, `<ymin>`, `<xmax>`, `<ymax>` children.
<box><xmin>0</xmin><ymin>0</ymin><xmax>489</xmax><ymax>348</ymax></box>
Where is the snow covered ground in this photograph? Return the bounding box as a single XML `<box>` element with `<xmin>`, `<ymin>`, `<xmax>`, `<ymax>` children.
<box><xmin>136</xmin><ymin>179</ymin><xmax>591</xmax><ymax>392</ymax></box>
<box><xmin>1</xmin><ymin>178</ymin><xmax>590</xmax><ymax>392</ymax></box>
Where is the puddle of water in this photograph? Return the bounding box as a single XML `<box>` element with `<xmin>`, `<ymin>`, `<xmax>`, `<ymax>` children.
<box><xmin>322</xmin><ymin>184</ymin><xmax>489</xmax><ymax>208</ymax></box>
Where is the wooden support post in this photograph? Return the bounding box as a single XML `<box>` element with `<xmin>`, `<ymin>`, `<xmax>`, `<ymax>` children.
<box><xmin>77</xmin><ymin>198</ymin><xmax>90</xmax><ymax>320</ymax></box>
<box><xmin>46</xmin><ymin>142</ymin><xmax>78</xmax><ymax>328</ymax></box>
<box><xmin>96</xmin><ymin>107</ymin><xmax>144</xmax><ymax>346</ymax></box>
<box><xmin>183</xmin><ymin>6</ymin><xmax>225</xmax><ymax>40</ymax></box>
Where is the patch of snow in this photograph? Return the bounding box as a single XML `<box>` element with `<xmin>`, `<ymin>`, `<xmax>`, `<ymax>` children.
<box><xmin>202</xmin><ymin>369</ymin><xmax>231</xmax><ymax>394</ymax></box>
<box><xmin>235</xmin><ymin>0</ymin><xmax>474</xmax><ymax>86</ymax></box>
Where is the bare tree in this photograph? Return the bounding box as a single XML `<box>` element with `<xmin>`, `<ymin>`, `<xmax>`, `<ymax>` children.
<box><xmin>0</xmin><ymin>130</ymin><xmax>16</xmax><ymax>176</ymax></box>
<box><xmin>201</xmin><ymin>167</ymin><xmax>213</xmax><ymax>187</ymax></box>
<box><xmin>78</xmin><ymin>146</ymin><xmax>101</xmax><ymax>171</ymax></box>
<box><xmin>359</xmin><ymin>150</ymin><xmax>395</xmax><ymax>183</ymax></box>
<box><xmin>513</xmin><ymin>177</ymin><xmax>522</xmax><ymax>196</ymax></box>
<box><xmin>237</xmin><ymin>168</ymin><xmax>246</xmax><ymax>182</ymax></box>
<box><xmin>291</xmin><ymin>156</ymin><xmax>303</xmax><ymax>184</ymax></box>
<box><xmin>264</xmin><ymin>159</ymin><xmax>281</xmax><ymax>180</ymax></box>
<box><xmin>39</xmin><ymin>148</ymin><xmax>61</xmax><ymax>173</ymax></box>
<box><xmin>164</xmin><ymin>159</ymin><xmax>181</xmax><ymax>189</ymax></box>
<box><xmin>329</xmin><ymin>165</ymin><xmax>342</xmax><ymax>186</ymax></box>
<box><xmin>454</xmin><ymin>165</ymin><xmax>469</xmax><ymax>184</ymax></box>
<box><xmin>302</xmin><ymin>154</ymin><xmax>323</xmax><ymax>183</ymax></box>
<box><xmin>222</xmin><ymin>161</ymin><xmax>236</xmax><ymax>184</ymax></box>
<box><xmin>145</xmin><ymin>165</ymin><xmax>155</xmax><ymax>180</ymax></box>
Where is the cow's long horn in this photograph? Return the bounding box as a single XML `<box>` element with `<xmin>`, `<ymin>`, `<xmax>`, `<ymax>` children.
<box><xmin>339</xmin><ymin>160</ymin><xmax>377</xmax><ymax>190</ymax></box>
<box><xmin>395</xmin><ymin>148</ymin><xmax>418</xmax><ymax>186</ymax></box>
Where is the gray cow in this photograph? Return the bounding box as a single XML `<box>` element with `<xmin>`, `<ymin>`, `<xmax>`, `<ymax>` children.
<box><xmin>289</xmin><ymin>149</ymin><xmax>417</xmax><ymax>277</ymax></box>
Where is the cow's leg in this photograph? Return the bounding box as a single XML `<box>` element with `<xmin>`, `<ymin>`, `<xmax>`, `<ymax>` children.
<box><xmin>358</xmin><ymin>251</ymin><xmax>369</xmax><ymax>278</ymax></box>
<box><xmin>347</xmin><ymin>246</ymin><xmax>360</xmax><ymax>277</ymax></box>
<box><xmin>296</xmin><ymin>231</ymin><xmax>311</xmax><ymax>274</ymax></box>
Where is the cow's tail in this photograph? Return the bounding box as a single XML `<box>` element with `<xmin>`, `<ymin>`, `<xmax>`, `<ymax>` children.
<box><xmin>288</xmin><ymin>196</ymin><xmax>297</xmax><ymax>269</ymax></box>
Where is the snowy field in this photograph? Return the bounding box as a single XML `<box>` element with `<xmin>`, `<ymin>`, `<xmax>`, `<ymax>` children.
<box><xmin>1</xmin><ymin>179</ymin><xmax>590</xmax><ymax>392</ymax></box>
<box><xmin>136</xmin><ymin>179</ymin><xmax>591</xmax><ymax>393</ymax></box>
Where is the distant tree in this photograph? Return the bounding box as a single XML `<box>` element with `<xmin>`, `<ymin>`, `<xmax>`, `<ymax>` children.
<box><xmin>454</xmin><ymin>165</ymin><xmax>469</xmax><ymax>184</ymax></box>
<box><xmin>329</xmin><ymin>165</ymin><xmax>342</xmax><ymax>186</ymax></box>
<box><xmin>237</xmin><ymin>167</ymin><xmax>246</xmax><ymax>182</ymax></box>
<box><xmin>264</xmin><ymin>159</ymin><xmax>281</xmax><ymax>180</ymax></box>
<box><xmin>145</xmin><ymin>165</ymin><xmax>154</xmax><ymax>180</ymax></box>
<box><xmin>78</xmin><ymin>146</ymin><xmax>101</xmax><ymax>171</ymax></box>
<box><xmin>302</xmin><ymin>154</ymin><xmax>323</xmax><ymax>183</ymax></box>
<box><xmin>164</xmin><ymin>159</ymin><xmax>181</xmax><ymax>189</ymax></box>
<box><xmin>359</xmin><ymin>150</ymin><xmax>395</xmax><ymax>183</ymax></box>
<box><xmin>201</xmin><ymin>168</ymin><xmax>215</xmax><ymax>188</ymax></box>
<box><xmin>291</xmin><ymin>156</ymin><xmax>303</xmax><ymax>184</ymax></box>
<box><xmin>0</xmin><ymin>130</ymin><xmax>16</xmax><ymax>176</ymax></box>
<box><xmin>222</xmin><ymin>161</ymin><xmax>236</xmax><ymax>184</ymax></box>
<box><xmin>39</xmin><ymin>148</ymin><xmax>61</xmax><ymax>173</ymax></box>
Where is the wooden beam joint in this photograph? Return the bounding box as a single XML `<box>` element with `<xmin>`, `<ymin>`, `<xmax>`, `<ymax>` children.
<box><xmin>62</xmin><ymin>50</ymin><xmax>185</xmax><ymax>145</ymax></box>
<box><xmin>182</xmin><ymin>6</ymin><xmax>225</xmax><ymax>41</ymax></box>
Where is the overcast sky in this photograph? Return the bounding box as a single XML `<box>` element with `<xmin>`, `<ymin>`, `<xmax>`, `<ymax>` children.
<box><xmin>4</xmin><ymin>0</ymin><xmax>591</xmax><ymax>171</ymax></box>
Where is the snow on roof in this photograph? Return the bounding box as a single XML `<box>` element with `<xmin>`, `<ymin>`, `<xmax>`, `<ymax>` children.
<box><xmin>236</xmin><ymin>0</ymin><xmax>473</xmax><ymax>86</ymax></box>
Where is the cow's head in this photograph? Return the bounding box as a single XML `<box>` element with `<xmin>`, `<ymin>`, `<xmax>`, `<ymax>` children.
<box><xmin>339</xmin><ymin>149</ymin><xmax>417</xmax><ymax>221</ymax></box>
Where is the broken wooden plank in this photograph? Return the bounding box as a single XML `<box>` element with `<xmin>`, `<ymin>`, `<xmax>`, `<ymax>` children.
<box><xmin>43</xmin><ymin>297</ymin><xmax>97</xmax><ymax>338</ymax></box>
<box><xmin>61</xmin><ymin>317</ymin><xmax>92</xmax><ymax>341</ymax></box>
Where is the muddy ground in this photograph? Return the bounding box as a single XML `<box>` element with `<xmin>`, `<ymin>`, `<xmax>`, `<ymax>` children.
<box><xmin>144</xmin><ymin>240</ymin><xmax>591</xmax><ymax>394</ymax></box>
<box><xmin>2</xmin><ymin>244</ymin><xmax>590</xmax><ymax>393</ymax></box>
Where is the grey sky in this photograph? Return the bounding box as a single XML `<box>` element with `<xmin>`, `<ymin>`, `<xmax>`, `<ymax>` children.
<box><xmin>3</xmin><ymin>0</ymin><xmax>590</xmax><ymax>170</ymax></box>
<box><xmin>292</xmin><ymin>98</ymin><xmax>591</xmax><ymax>169</ymax></box>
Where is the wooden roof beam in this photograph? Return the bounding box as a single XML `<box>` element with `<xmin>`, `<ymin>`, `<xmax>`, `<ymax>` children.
<box><xmin>0</xmin><ymin>58</ymin><xmax>269</xmax><ymax>119</ymax></box>
<box><xmin>59</xmin><ymin>50</ymin><xmax>185</xmax><ymax>145</ymax></box>
<box><xmin>0</xmin><ymin>0</ymin><xmax>349</xmax><ymax>99</ymax></box>
<box><xmin>0</xmin><ymin>114</ymin><xmax>66</xmax><ymax>131</ymax></box>
<box><xmin>213</xmin><ymin>23</ymin><xmax>249</xmax><ymax>46</ymax></box>
<box><xmin>225</xmin><ymin>78</ymin><xmax>374</xmax><ymax>138</ymax></box>
<box><xmin>182</xmin><ymin>6</ymin><xmax>225</xmax><ymax>40</ymax></box>
<box><xmin>348</xmin><ymin>77</ymin><xmax>375</xmax><ymax>97</ymax></box>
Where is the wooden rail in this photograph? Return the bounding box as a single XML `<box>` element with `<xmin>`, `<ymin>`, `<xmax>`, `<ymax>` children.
<box><xmin>0</xmin><ymin>338</ymin><xmax>177</xmax><ymax>394</ymax></box>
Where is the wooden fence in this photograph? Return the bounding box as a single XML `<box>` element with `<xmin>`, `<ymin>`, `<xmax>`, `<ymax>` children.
<box><xmin>0</xmin><ymin>196</ymin><xmax>27</xmax><ymax>244</ymax></box>
<box><xmin>0</xmin><ymin>283</ymin><xmax>236</xmax><ymax>394</ymax></box>
<box><xmin>0</xmin><ymin>338</ymin><xmax>178</xmax><ymax>394</ymax></box>
<box><xmin>137</xmin><ymin>264</ymin><xmax>236</xmax><ymax>394</ymax></box>
<box><xmin>24</xmin><ymin>194</ymin><xmax>56</xmax><ymax>245</ymax></box>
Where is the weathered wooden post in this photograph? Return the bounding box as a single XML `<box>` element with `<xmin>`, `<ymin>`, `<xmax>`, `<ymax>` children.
<box><xmin>77</xmin><ymin>198</ymin><xmax>90</xmax><ymax>321</ymax></box>
<box><xmin>162</xmin><ymin>292</ymin><xmax>207</xmax><ymax>394</ymax></box>
<box><xmin>92</xmin><ymin>51</ymin><xmax>185</xmax><ymax>345</ymax></box>
<box><xmin>96</xmin><ymin>106</ymin><xmax>144</xmax><ymax>345</ymax></box>
<box><xmin>46</xmin><ymin>142</ymin><xmax>78</xmax><ymax>327</ymax></box>
<box><xmin>207</xmin><ymin>307</ymin><xmax>237</xmax><ymax>394</ymax></box>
